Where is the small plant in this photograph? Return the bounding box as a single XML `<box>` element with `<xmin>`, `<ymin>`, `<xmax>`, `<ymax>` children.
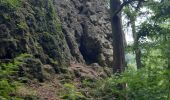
<box><xmin>17</xmin><ymin>22</ymin><xmax>28</xmax><ymax>30</ymax></box>
<box><xmin>0</xmin><ymin>79</ymin><xmax>23</xmax><ymax>100</ymax></box>
<box><xmin>0</xmin><ymin>80</ymin><xmax>14</xmax><ymax>98</ymax></box>
<box><xmin>60</xmin><ymin>83</ymin><xmax>85</xmax><ymax>100</ymax></box>
<box><xmin>0</xmin><ymin>61</ymin><xmax>21</xmax><ymax>79</ymax></box>
<box><xmin>15</xmin><ymin>53</ymin><xmax>33</xmax><ymax>61</ymax></box>
<box><xmin>82</xmin><ymin>79</ymin><xmax>96</xmax><ymax>88</ymax></box>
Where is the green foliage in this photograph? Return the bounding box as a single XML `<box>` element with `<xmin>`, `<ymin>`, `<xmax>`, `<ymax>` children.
<box><xmin>60</xmin><ymin>83</ymin><xmax>85</xmax><ymax>100</ymax></box>
<box><xmin>82</xmin><ymin>79</ymin><xmax>96</xmax><ymax>88</ymax></box>
<box><xmin>17</xmin><ymin>22</ymin><xmax>28</xmax><ymax>30</ymax></box>
<box><xmin>0</xmin><ymin>80</ymin><xmax>14</xmax><ymax>98</ymax></box>
<box><xmin>0</xmin><ymin>53</ymin><xmax>32</xmax><ymax>79</ymax></box>
<box><xmin>0</xmin><ymin>0</ymin><xmax>21</xmax><ymax>9</ymax></box>
<box><xmin>0</xmin><ymin>80</ymin><xmax>23</xmax><ymax>100</ymax></box>
<box><xmin>118</xmin><ymin>1</ymin><xmax>170</xmax><ymax>99</ymax></box>
<box><xmin>0</xmin><ymin>61</ymin><xmax>21</xmax><ymax>79</ymax></box>
<box><xmin>94</xmin><ymin>67</ymin><xmax>170</xmax><ymax>100</ymax></box>
<box><xmin>146</xmin><ymin>0</ymin><xmax>170</xmax><ymax>21</ymax></box>
<box><xmin>0</xmin><ymin>53</ymin><xmax>32</xmax><ymax>99</ymax></box>
<box><xmin>138</xmin><ymin>22</ymin><xmax>170</xmax><ymax>38</ymax></box>
<box><xmin>15</xmin><ymin>53</ymin><xmax>33</xmax><ymax>61</ymax></box>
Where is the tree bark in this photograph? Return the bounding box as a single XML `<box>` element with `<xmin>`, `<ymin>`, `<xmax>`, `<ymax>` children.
<box><xmin>130</xmin><ymin>16</ymin><xmax>142</xmax><ymax>69</ymax></box>
<box><xmin>110</xmin><ymin>0</ymin><xmax>126</xmax><ymax>73</ymax></box>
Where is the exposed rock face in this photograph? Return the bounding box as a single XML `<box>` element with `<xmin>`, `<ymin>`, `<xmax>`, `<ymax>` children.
<box><xmin>54</xmin><ymin>0</ymin><xmax>113</xmax><ymax>67</ymax></box>
<box><xmin>0</xmin><ymin>0</ymin><xmax>71</xmax><ymax>70</ymax></box>
<box><xmin>0</xmin><ymin>0</ymin><xmax>113</xmax><ymax>79</ymax></box>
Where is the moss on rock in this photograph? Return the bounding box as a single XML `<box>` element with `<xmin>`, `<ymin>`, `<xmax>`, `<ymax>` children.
<box><xmin>0</xmin><ymin>0</ymin><xmax>70</xmax><ymax>81</ymax></box>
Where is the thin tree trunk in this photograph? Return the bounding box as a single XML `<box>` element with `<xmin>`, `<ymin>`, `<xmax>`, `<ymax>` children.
<box><xmin>135</xmin><ymin>45</ymin><xmax>142</xmax><ymax>68</ymax></box>
<box><xmin>130</xmin><ymin>15</ymin><xmax>142</xmax><ymax>69</ymax></box>
<box><xmin>110</xmin><ymin>0</ymin><xmax>126</xmax><ymax>73</ymax></box>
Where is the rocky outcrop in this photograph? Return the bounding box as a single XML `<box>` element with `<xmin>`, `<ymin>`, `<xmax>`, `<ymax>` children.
<box><xmin>0</xmin><ymin>0</ymin><xmax>71</xmax><ymax>71</ymax></box>
<box><xmin>0</xmin><ymin>0</ymin><xmax>113</xmax><ymax>81</ymax></box>
<box><xmin>54</xmin><ymin>0</ymin><xmax>113</xmax><ymax>67</ymax></box>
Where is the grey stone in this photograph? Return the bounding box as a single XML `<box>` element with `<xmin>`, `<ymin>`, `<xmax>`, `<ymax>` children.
<box><xmin>54</xmin><ymin>0</ymin><xmax>113</xmax><ymax>67</ymax></box>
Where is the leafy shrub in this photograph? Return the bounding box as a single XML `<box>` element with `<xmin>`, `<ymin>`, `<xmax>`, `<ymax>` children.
<box><xmin>0</xmin><ymin>53</ymin><xmax>32</xmax><ymax>79</ymax></box>
<box><xmin>82</xmin><ymin>79</ymin><xmax>96</xmax><ymax>88</ymax></box>
<box><xmin>0</xmin><ymin>80</ymin><xmax>14</xmax><ymax>99</ymax></box>
<box><xmin>0</xmin><ymin>53</ymin><xmax>32</xmax><ymax>99</ymax></box>
<box><xmin>60</xmin><ymin>83</ymin><xmax>85</xmax><ymax>100</ymax></box>
<box><xmin>0</xmin><ymin>61</ymin><xmax>21</xmax><ymax>78</ymax></box>
<box><xmin>93</xmin><ymin>67</ymin><xmax>170</xmax><ymax>100</ymax></box>
<box><xmin>0</xmin><ymin>79</ymin><xmax>23</xmax><ymax>100</ymax></box>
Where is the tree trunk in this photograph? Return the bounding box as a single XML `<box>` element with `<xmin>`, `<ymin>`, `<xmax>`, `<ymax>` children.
<box><xmin>130</xmin><ymin>15</ymin><xmax>142</xmax><ymax>69</ymax></box>
<box><xmin>110</xmin><ymin>0</ymin><xmax>126</xmax><ymax>73</ymax></box>
<box><xmin>135</xmin><ymin>47</ymin><xmax>142</xmax><ymax>68</ymax></box>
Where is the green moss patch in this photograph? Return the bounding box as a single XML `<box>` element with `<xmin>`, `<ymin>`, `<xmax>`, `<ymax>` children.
<box><xmin>0</xmin><ymin>0</ymin><xmax>21</xmax><ymax>9</ymax></box>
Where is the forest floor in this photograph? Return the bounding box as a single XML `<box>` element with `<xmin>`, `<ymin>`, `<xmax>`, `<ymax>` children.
<box><xmin>16</xmin><ymin>63</ymin><xmax>111</xmax><ymax>100</ymax></box>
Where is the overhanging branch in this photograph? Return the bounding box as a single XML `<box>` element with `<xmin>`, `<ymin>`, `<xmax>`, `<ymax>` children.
<box><xmin>113</xmin><ymin>0</ymin><xmax>145</xmax><ymax>16</ymax></box>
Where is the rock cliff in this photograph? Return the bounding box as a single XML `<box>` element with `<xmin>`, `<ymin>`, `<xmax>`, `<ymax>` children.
<box><xmin>0</xmin><ymin>0</ymin><xmax>113</xmax><ymax>80</ymax></box>
<box><xmin>55</xmin><ymin>0</ymin><xmax>113</xmax><ymax>67</ymax></box>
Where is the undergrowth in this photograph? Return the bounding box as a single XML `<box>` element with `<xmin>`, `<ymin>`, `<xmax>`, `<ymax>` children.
<box><xmin>60</xmin><ymin>83</ymin><xmax>85</xmax><ymax>100</ymax></box>
<box><xmin>92</xmin><ymin>67</ymin><xmax>170</xmax><ymax>100</ymax></box>
<box><xmin>0</xmin><ymin>53</ymin><xmax>32</xmax><ymax>100</ymax></box>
